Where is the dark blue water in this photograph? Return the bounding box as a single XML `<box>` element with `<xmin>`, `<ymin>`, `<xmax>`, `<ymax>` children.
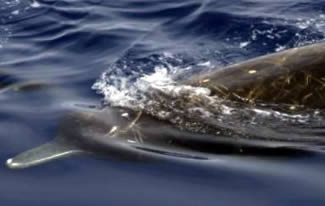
<box><xmin>2</xmin><ymin>0</ymin><xmax>325</xmax><ymax>205</ymax></box>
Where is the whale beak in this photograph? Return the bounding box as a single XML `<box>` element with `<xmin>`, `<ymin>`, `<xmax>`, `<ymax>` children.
<box><xmin>6</xmin><ymin>139</ymin><xmax>83</xmax><ymax>169</ymax></box>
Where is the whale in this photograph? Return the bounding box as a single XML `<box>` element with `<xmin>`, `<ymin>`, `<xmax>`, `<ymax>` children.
<box><xmin>6</xmin><ymin>106</ymin><xmax>321</xmax><ymax>169</ymax></box>
<box><xmin>6</xmin><ymin>43</ymin><xmax>325</xmax><ymax>169</ymax></box>
<box><xmin>186</xmin><ymin>43</ymin><xmax>325</xmax><ymax>110</ymax></box>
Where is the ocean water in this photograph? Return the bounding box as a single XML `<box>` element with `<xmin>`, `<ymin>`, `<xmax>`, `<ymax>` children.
<box><xmin>1</xmin><ymin>0</ymin><xmax>325</xmax><ymax>205</ymax></box>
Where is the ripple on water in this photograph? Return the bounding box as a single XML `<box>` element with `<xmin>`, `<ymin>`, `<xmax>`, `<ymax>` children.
<box><xmin>0</xmin><ymin>0</ymin><xmax>42</xmax><ymax>48</ymax></box>
<box><xmin>0</xmin><ymin>26</ymin><xmax>11</xmax><ymax>48</ymax></box>
<box><xmin>0</xmin><ymin>0</ymin><xmax>41</xmax><ymax>24</ymax></box>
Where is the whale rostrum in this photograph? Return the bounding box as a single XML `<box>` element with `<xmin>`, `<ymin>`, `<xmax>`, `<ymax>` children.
<box><xmin>6</xmin><ymin>43</ymin><xmax>325</xmax><ymax>169</ymax></box>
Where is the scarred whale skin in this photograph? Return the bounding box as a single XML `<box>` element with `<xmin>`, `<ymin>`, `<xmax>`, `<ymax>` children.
<box><xmin>6</xmin><ymin>43</ymin><xmax>325</xmax><ymax>169</ymax></box>
<box><xmin>186</xmin><ymin>43</ymin><xmax>325</xmax><ymax>109</ymax></box>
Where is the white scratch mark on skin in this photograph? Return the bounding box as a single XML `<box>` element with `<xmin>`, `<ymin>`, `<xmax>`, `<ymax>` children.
<box><xmin>108</xmin><ymin>126</ymin><xmax>118</xmax><ymax>136</ymax></box>
<box><xmin>121</xmin><ymin>113</ymin><xmax>129</xmax><ymax>118</ymax></box>
<box><xmin>127</xmin><ymin>139</ymin><xmax>136</xmax><ymax>144</ymax></box>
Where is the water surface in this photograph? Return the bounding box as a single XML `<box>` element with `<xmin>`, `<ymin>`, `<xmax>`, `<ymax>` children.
<box><xmin>1</xmin><ymin>0</ymin><xmax>325</xmax><ymax>205</ymax></box>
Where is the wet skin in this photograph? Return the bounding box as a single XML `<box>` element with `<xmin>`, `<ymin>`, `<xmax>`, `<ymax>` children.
<box><xmin>185</xmin><ymin>43</ymin><xmax>325</xmax><ymax>110</ymax></box>
<box><xmin>6</xmin><ymin>107</ymin><xmax>322</xmax><ymax>169</ymax></box>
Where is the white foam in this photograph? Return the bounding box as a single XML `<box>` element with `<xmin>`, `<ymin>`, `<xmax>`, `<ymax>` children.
<box><xmin>197</xmin><ymin>61</ymin><xmax>211</xmax><ymax>67</ymax></box>
<box><xmin>136</xmin><ymin>66</ymin><xmax>175</xmax><ymax>90</ymax></box>
<box><xmin>220</xmin><ymin>105</ymin><xmax>233</xmax><ymax>115</ymax></box>
<box><xmin>275</xmin><ymin>45</ymin><xmax>286</xmax><ymax>52</ymax></box>
<box><xmin>93</xmin><ymin>53</ymin><xmax>196</xmax><ymax>109</ymax></box>
<box><xmin>240</xmin><ymin>41</ymin><xmax>250</xmax><ymax>48</ymax></box>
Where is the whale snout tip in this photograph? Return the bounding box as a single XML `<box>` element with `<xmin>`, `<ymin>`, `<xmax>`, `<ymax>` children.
<box><xmin>6</xmin><ymin>158</ymin><xmax>24</xmax><ymax>169</ymax></box>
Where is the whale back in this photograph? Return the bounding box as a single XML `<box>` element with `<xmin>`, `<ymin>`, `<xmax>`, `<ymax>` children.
<box><xmin>185</xmin><ymin>43</ymin><xmax>325</xmax><ymax>109</ymax></box>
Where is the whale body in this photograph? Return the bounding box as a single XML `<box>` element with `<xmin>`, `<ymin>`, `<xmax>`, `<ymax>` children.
<box><xmin>6</xmin><ymin>43</ymin><xmax>325</xmax><ymax>169</ymax></box>
<box><xmin>6</xmin><ymin>107</ymin><xmax>322</xmax><ymax>169</ymax></box>
<box><xmin>186</xmin><ymin>43</ymin><xmax>325</xmax><ymax>110</ymax></box>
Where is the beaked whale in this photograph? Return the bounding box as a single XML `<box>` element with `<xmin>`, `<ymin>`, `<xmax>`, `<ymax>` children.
<box><xmin>6</xmin><ymin>107</ymin><xmax>321</xmax><ymax>169</ymax></box>
<box><xmin>6</xmin><ymin>43</ymin><xmax>325</xmax><ymax>169</ymax></box>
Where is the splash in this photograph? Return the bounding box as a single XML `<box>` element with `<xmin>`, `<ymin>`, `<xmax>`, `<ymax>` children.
<box><xmin>93</xmin><ymin>52</ymin><xmax>213</xmax><ymax>108</ymax></box>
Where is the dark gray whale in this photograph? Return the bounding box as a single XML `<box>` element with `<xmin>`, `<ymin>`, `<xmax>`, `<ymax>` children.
<box><xmin>6</xmin><ymin>107</ymin><xmax>319</xmax><ymax>169</ymax></box>
<box><xmin>186</xmin><ymin>42</ymin><xmax>325</xmax><ymax>110</ymax></box>
<box><xmin>6</xmin><ymin>43</ymin><xmax>325</xmax><ymax>169</ymax></box>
